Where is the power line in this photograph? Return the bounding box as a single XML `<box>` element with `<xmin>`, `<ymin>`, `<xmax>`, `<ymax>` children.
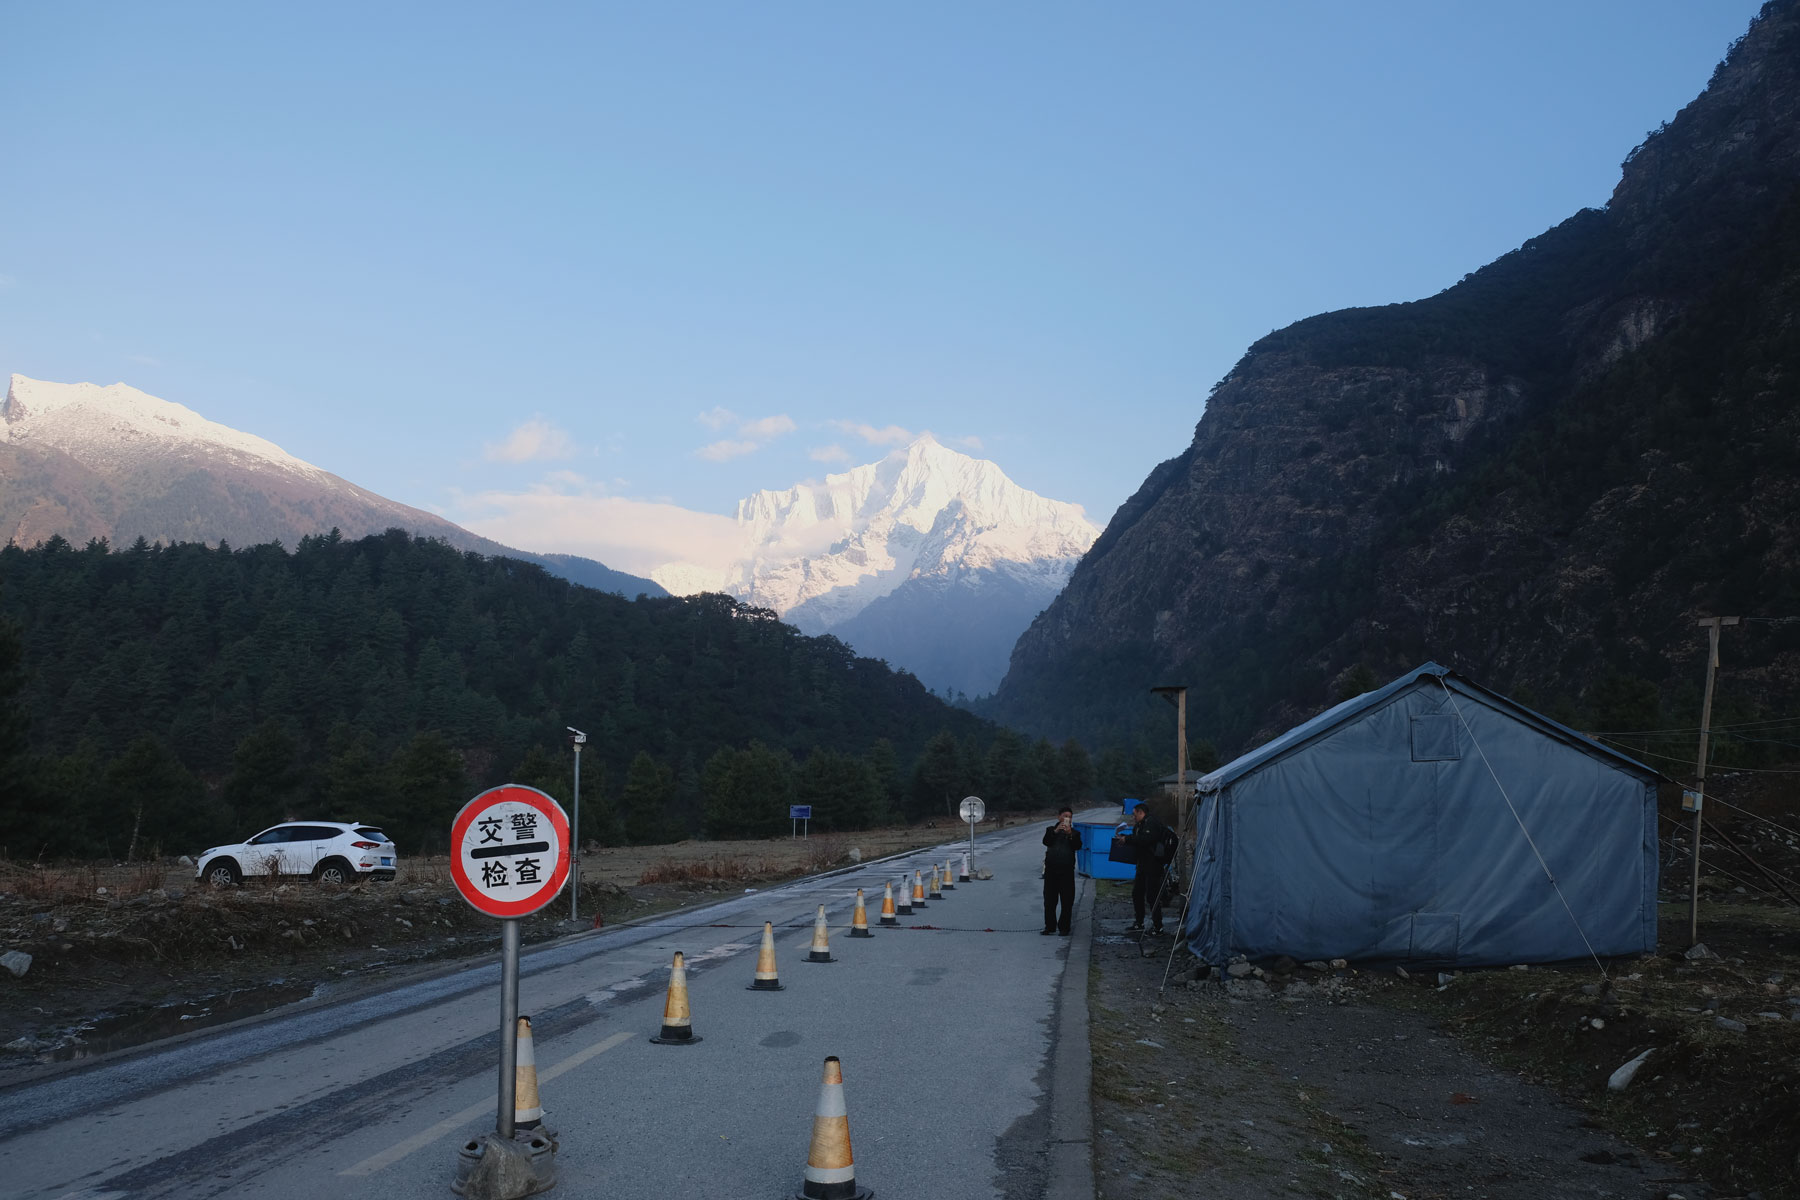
<box><xmin>1589</xmin><ymin>715</ymin><xmax>1800</xmax><ymax>736</ymax></box>
<box><xmin>1701</xmin><ymin>794</ymin><xmax>1800</xmax><ymax>843</ymax></box>
<box><xmin>1613</xmin><ymin>743</ymin><xmax>1800</xmax><ymax>774</ymax></box>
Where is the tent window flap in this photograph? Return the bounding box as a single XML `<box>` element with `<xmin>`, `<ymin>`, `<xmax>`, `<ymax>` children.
<box><xmin>1411</xmin><ymin>714</ymin><xmax>1461</xmax><ymax>761</ymax></box>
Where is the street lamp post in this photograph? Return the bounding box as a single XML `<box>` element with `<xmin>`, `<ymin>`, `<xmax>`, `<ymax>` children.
<box><xmin>568</xmin><ymin>727</ymin><xmax>586</xmax><ymax>921</ymax></box>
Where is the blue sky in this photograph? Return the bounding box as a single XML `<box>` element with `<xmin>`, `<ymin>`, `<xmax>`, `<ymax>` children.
<box><xmin>0</xmin><ymin>2</ymin><xmax>1765</xmax><ymax>573</ymax></box>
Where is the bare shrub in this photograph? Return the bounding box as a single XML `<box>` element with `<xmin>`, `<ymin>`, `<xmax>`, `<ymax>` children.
<box><xmin>116</xmin><ymin>861</ymin><xmax>168</xmax><ymax>897</ymax></box>
<box><xmin>399</xmin><ymin>857</ymin><xmax>453</xmax><ymax>886</ymax></box>
<box><xmin>2</xmin><ymin>863</ymin><xmax>97</xmax><ymax>902</ymax></box>
<box><xmin>802</xmin><ymin>835</ymin><xmax>850</xmax><ymax>872</ymax></box>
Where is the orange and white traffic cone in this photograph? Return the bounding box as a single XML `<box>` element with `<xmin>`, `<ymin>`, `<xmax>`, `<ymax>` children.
<box><xmin>650</xmin><ymin>950</ymin><xmax>702</xmax><ymax>1044</ymax></box>
<box><xmin>514</xmin><ymin>1015</ymin><xmax>543</xmax><ymax>1131</ymax></box>
<box><xmin>911</xmin><ymin>870</ymin><xmax>927</xmax><ymax>910</ymax></box>
<box><xmin>878</xmin><ymin>881</ymin><xmax>899</xmax><ymax>927</ymax></box>
<box><xmin>748</xmin><ymin>920</ymin><xmax>785</xmax><ymax>991</ymax></box>
<box><xmin>849</xmin><ymin>889</ymin><xmax>873</xmax><ymax>938</ymax></box>
<box><xmin>805</xmin><ymin>904</ymin><xmax>835</xmax><ymax>963</ymax></box>
<box><xmin>941</xmin><ymin>859</ymin><xmax>955</xmax><ymax>890</ymax></box>
<box><xmin>794</xmin><ymin>1055</ymin><xmax>872</xmax><ymax>1200</ymax></box>
<box><xmin>927</xmin><ymin>867</ymin><xmax>943</xmax><ymax>900</ymax></box>
<box><xmin>960</xmin><ymin>852</ymin><xmax>971</xmax><ymax>882</ymax></box>
<box><xmin>894</xmin><ymin>878</ymin><xmax>913</xmax><ymax>917</ymax></box>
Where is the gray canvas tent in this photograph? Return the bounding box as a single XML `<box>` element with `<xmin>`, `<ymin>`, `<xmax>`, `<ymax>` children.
<box><xmin>1183</xmin><ymin>663</ymin><xmax>1660</xmax><ymax>967</ymax></box>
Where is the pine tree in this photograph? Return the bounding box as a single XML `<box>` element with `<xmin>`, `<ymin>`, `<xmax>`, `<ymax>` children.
<box><xmin>1057</xmin><ymin>739</ymin><xmax>1094</xmax><ymax>808</ymax></box>
<box><xmin>223</xmin><ymin>719</ymin><xmax>307</xmax><ymax>833</ymax></box>
<box><xmin>621</xmin><ymin>751</ymin><xmax>675</xmax><ymax>845</ymax></box>
<box><xmin>865</xmin><ymin>738</ymin><xmax>901</xmax><ymax>826</ymax></box>
<box><xmin>0</xmin><ymin>614</ymin><xmax>32</xmax><ymax>842</ymax></box>
<box><xmin>384</xmin><ymin>731</ymin><xmax>467</xmax><ymax>854</ymax></box>
<box><xmin>910</xmin><ymin>730</ymin><xmax>962</xmax><ymax>820</ymax></box>
<box><xmin>797</xmin><ymin>746</ymin><xmax>880</xmax><ymax>831</ymax></box>
<box><xmin>102</xmin><ymin>736</ymin><xmax>211</xmax><ymax>860</ymax></box>
<box><xmin>323</xmin><ymin>725</ymin><xmax>388</xmax><ymax>821</ymax></box>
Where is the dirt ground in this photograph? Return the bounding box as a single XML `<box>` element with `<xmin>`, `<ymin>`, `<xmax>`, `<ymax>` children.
<box><xmin>0</xmin><ymin>817</ymin><xmax>1015</xmax><ymax>1079</ymax></box>
<box><xmin>1087</xmin><ymin>876</ymin><xmax>1800</xmax><ymax>1200</ymax></box>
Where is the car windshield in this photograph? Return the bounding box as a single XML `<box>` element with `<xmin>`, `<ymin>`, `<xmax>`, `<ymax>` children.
<box><xmin>355</xmin><ymin>827</ymin><xmax>391</xmax><ymax>844</ymax></box>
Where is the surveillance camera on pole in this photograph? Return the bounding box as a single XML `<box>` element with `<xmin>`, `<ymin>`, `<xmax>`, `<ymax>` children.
<box><xmin>567</xmin><ymin>728</ymin><xmax>587</xmax><ymax>920</ymax></box>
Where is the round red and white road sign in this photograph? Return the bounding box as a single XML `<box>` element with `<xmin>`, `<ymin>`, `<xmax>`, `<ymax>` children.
<box><xmin>449</xmin><ymin>785</ymin><xmax>571</xmax><ymax>918</ymax></box>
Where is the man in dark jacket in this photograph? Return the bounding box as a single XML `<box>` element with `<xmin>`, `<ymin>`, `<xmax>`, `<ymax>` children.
<box><xmin>1042</xmin><ymin>806</ymin><xmax>1081</xmax><ymax>936</ymax></box>
<box><xmin>1126</xmin><ymin>805</ymin><xmax>1176</xmax><ymax>934</ymax></box>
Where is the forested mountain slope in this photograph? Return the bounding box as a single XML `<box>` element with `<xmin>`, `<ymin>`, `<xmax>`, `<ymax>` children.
<box><xmin>991</xmin><ymin>0</ymin><xmax>1800</xmax><ymax>753</ymax></box>
<box><xmin>0</xmin><ymin>530</ymin><xmax>998</xmax><ymax>857</ymax></box>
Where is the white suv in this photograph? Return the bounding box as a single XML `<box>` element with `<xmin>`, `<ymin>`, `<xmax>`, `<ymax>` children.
<box><xmin>196</xmin><ymin>822</ymin><xmax>398</xmax><ymax>888</ymax></box>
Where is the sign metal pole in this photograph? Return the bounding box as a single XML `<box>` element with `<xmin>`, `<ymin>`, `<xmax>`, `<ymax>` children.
<box><xmin>959</xmin><ymin>796</ymin><xmax>984</xmax><ymax>876</ymax></box>
<box><xmin>568</xmin><ymin>728</ymin><xmax>586</xmax><ymax>922</ymax></box>
<box><xmin>497</xmin><ymin>917</ymin><xmax>520</xmax><ymax>1138</ymax></box>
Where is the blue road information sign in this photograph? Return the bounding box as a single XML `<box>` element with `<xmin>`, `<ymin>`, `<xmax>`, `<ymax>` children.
<box><xmin>789</xmin><ymin>805</ymin><xmax>813</xmax><ymax>820</ymax></box>
<box><xmin>450</xmin><ymin>785</ymin><xmax>571</xmax><ymax>918</ymax></box>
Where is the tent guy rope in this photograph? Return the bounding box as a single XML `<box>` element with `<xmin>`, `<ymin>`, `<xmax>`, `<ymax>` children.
<box><xmin>1435</xmin><ymin>677</ymin><xmax>1612</xmax><ymax>979</ymax></box>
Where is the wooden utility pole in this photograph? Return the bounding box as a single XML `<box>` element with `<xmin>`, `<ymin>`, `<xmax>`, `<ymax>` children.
<box><xmin>1151</xmin><ymin>686</ymin><xmax>1191</xmax><ymax>886</ymax></box>
<box><xmin>1688</xmin><ymin>615</ymin><xmax>1739</xmax><ymax>947</ymax></box>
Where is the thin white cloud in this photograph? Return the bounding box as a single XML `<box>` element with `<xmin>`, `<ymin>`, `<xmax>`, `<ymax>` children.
<box><xmin>690</xmin><ymin>411</ymin><xmax>796</xmax><ymax>459</ymax></box>
<box><xmin>808</xmin><ymin>443</ymin><xmax>851</xmax><ymax>463</ymax></box>
<box><xmin>697</xmin><ymin>438</ymin><xmax>760</xmax><ymax>462</ymax></box>
<box><xmin>485</xmin><ymin>417</ymin><xmax>576</xmax><ymax>464</ymax></box>
<box><xmin>830</xmin><ymin>420</ymin><xmax>917</xmax><ymax>446</ymax></box>
<box><xmin>0</xmin><ymin>273</ymin><xmax>16</xmax><ymax>288</ymax></box>
<box><xmin>948</xmin><ymin>434</ymin><xmax>984</xmax><ymax>451</ymax></box>
<box><xmin>453</xmin><ymin>488</ymin><xmax>740</xmax><ymax>576</ymax></box>
<box><xmin>540</xmin><ymin>469</ymin><xmax>593</xmax><ymax>490</ymax></box>
<box><xmin>740</xmin><ymin>414</ymin><xmax>797</xmax><ymax>439</ymax></box>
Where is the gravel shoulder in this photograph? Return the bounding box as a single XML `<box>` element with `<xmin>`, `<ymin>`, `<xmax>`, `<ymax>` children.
<box><xmin>1085</xmin><ymin>880</ymin><xmax>1714</xmax><ymax>1200</ymax></box>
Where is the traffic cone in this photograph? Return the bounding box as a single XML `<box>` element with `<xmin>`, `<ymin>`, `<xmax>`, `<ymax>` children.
<box><xmin>748</xmin><ymin>921</ymin><xmax>785</xmax><ymax>990</ymax></box>
<box><xmin>960</xmin><ymin>852</ymin><xmax>971</xmax><ymax>882</ymax></box>
<box><xmin>650</xmin><ymin>951</ymin><xmax>702</xmax><ymax>1044</ymax></box>
<box><xmin>806</xmin><ymin>904</ymin><xmax>835</xmax><ymax>963</ymax></box>
<box><xmin>795</xmin><ymin>1056</ymin><xmax>872</xmax><ymax>1200</ymax></box>
<box><xmin>850</xmin><ymin>889</ymin><xmax>873</xmax><ymax>938</ymax></box>
<box><xmin>878</xmin><ymin>881</ymin><xmax>899</xmax><ymax>927</ymax></box>
<box><xmin>895</xmin><ymin>878</ymin><xmax>913</xmax><ymax>917</ymax></box>
<box><xmin>514</xmin><ymin>1015</ymin><xmax>543</xmax><ymax>1130</ymax></box>
<box><xmin>927</xmin><ymin>867</ymin><xmax>943</xmax><ymax>900</ymax></box>
<box><xmin>911</xmin><ymin>870</ymin><xmax>927</xmax><ymax>910</ymax></box>
<box><xmin>941</xmin><ymin>859</ymin><xmax>955</xmax><ymax>890</ymax></box>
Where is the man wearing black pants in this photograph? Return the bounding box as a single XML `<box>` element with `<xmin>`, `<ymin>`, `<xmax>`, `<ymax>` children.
<box><xmin>1042</xmin><ymin>806</ymin><xmax>1080</xmax><ymax>936</ymax></box>
<box><xmin>1127</xmin><ymin>805</ymin><xmax>1175</xmax><ymax>934</ymax></box>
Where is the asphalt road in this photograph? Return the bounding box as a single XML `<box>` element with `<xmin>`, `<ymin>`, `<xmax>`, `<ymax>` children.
<box><xmin>0</xmin><ymin>817</ymin><xmax>1105</xmax><ymax>1200</ymax></box>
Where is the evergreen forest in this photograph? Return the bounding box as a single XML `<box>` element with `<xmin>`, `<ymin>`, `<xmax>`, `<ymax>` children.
<box><xmin>0</xmin><ymin>530</ymin><xmax>1130</xmax><ymax>861</ymax></box>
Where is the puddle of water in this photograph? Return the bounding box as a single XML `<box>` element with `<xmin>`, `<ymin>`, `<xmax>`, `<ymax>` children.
<box><xmin>42</xmin><ymin>980</ymin><xmax>318</xmax><ymax>1063</ymax></box>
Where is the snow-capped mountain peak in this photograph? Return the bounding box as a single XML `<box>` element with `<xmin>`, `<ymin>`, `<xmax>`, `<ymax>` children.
<box><xmin>653</xmin><ymin>435</ymin><xmax>1099</xmax><ymax>642</ymax></box>
<box><xmin>2</xmin><ymin>374</ymin><xmax>326</xmax><ymax>481</ymax></box>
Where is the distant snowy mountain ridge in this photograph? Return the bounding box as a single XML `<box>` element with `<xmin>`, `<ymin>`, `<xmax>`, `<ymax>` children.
<box><xmin>652</xmin><ymin>436</ymin><xmax>1100</xmax><ymax>694</ymax></box>
<box><xmin>3</xmin><ymin>376</ymin><xmax>330</xmax><ymax>482</ymax></box>
<box><xmin>0</xmin><ymin>374</ymin><xmax>663</xmax><ymax>597</ymax></box>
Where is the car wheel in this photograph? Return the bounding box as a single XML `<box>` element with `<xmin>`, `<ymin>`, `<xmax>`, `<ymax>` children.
<box><xmin>314</xmin><ymin>859</ymin><xmax>356</xmax><ymax>887</ymax></box>
<box><xmin>205</xmin><ymin>859</ymin><xmax>242</xmax><ymax>889</ymax></box>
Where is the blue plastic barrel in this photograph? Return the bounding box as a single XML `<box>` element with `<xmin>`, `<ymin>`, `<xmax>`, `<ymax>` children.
<box><xmin>1073</xmin><ymin>821</ymin><xmax>1135</xmax><ymax>880</ymax></box>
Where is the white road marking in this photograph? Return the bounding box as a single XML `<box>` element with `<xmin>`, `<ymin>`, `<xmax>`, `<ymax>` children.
<box><xmin>336</xmin><ymin>1029</ymin><xmax>634</xmax><ymax>1176</ymax></box>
